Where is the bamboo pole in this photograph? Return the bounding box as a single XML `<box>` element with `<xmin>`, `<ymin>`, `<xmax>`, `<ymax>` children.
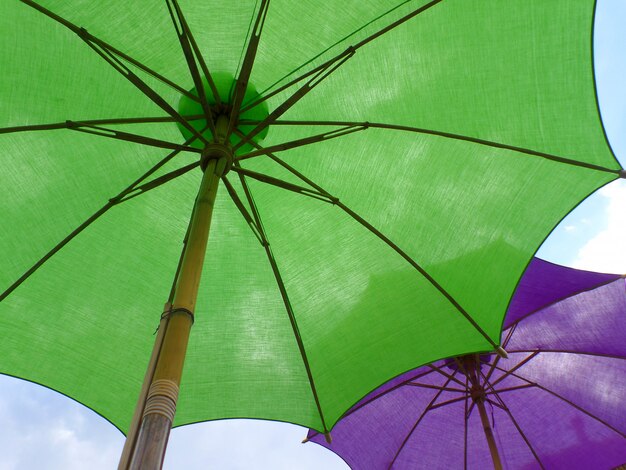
<box><xmin>120</xmin><ymin>117</ymin><xmax>231</xmax><ymax>470</ymax></box>
<box><xmin>117</xmin><ymin>303</ymin><xmax>171</xmax><ymax>469</ymax></box>
<box><xmin>127</xmin><ymin>156</ymin><xmax>224</xmax><ymax>469</ymax></box>
<box><xmin>458</xmin><ymin>354</ymin><xmax>502</xmax><ymax>470</ymax></box>
<box><xmin>461</xmin><ymin>354</ymin><xmax>504</xmax><ymax>470</ymax></box>
<box><xmin>476</xmin><ymin>396</ymin><xmax>503</xmax><ymax>470</ymax></box>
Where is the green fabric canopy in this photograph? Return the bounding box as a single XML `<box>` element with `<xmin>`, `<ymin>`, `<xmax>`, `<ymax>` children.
<box><xmin>0</xmin><ymin>0</ymin><xmax>621</xmax><ymax>436</ymax></box>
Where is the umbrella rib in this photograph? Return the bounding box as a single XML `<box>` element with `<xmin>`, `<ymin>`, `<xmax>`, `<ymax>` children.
<box><xmin>184</xmin><ymin>33</ymin><xmax>221</xmax><ymax>107</ymax></box>
<box><xmin>0</xmin><ymin>115</ymin><xmax>204</xmax><ymax>135</ymax></box>
<box><xmin>490</xmin><ymin>364</ymin><xmax>626</xmax><ymax>438</ymax></box>
<box><xmin>485</xmin><ymin>383</ymin><xmax>535</xmax><ymax>395</ymax></box>
<box><xmin>235</xmin><ymin>124</ymin><xmax>368</xmax><ymax>161</ymax></box>
<box><xmin>229</xmin><ymin>166</ymin><xmax>336</xmax><ymax>204</ymax></box>
<box><xmin>257</xmin><ymin>152</ymin><xmax>499</xmax><ymax>349</ymax></box>
<box><xmin>221</xmin><ymin>176</ymin><xmax>265</xmax><ymax>245</ymax></box>
<box><xmin>489</xmin><ymin>351</ymin><xmax>540</xmax><ymax>388</ymax></box>
<box><xmin>484</xmin><ymin>397</ymin><xmax>506</xmax><ymax>411</ymax></box>
<box><xmin>232</xmin><ymin>128</ymin><xmax>336</xmax><ymax>204</ymax></box>
<box><xmin>505</xmin><ymin>349</ymin><xmax>626</xmax><ymax>360</ymax></box>
<box><xmin>250</xmin><ymin>0</ymin><xmax>414</xmax><ymax>108</ymax></box>
<box><xmin>0</xmin><ymin>207</ymin><xmax>113</xmax><ymax>303</ymax></box>
<box><xmin>20</xmin><ymin>0</ymin><xmax>211</xmax><ymax>147</ymax></box>
<box><xmin>0</xmin><ymin>137</ymin><xmax>200</xmax><ymax>302</ymax></box>
<box><xmin>234</xmin><ymin>139</ymin><xmax>499</xmax><ymax>350</ymax></box>
<box><xmin>245</xmin><ymin>120</ymin><xmax>624</xmax><ymax>177</ymax></box>
<box><xmin>0</xmin><ymin>121</ymin><xmax>210</xmax><ymax>302</ymax></box>
<box><xmin>306</xmin><ymin>368</ymin><xmax>440</xmax><ymax>443</ymax></box>
<box><xmin>239</xmin><ymin>48</ymin><xmax>352</xmax><ymax>115</ymax></box>
<box><xmin>333</xmin><ymin>202</ymin><xmax>500</xmax><ymax>347</ymax></box>
<box><xmin>344</xmin><ymin>369</ymin><xmax>438</xmax><ymax>415</ymax></box>
<box><xmin>388</xmin><ymin>374</ymin><xmax>456</xmax><ymax>469</ymax></box>
<box><xmin>19</xmin><ymin>0</ymin><xmax>198</xmax><ymax>102</ymax></box>
<box><xmin>241</xmin><ymin>0</ymin><xmax>445</xmax><ymax>114</ymax></box>
<box><xmin>479</xmin><ymin>365</ymin><xmax>527</xmax><ymax>399</ymax></box>
<box><xmin>165</xmin><ymin>0</ymin><xmax>217</xmax><ymax>138</ymax></box>
<box><xmin>165</xmin><ymin>0</ymin><xmax>221</xmax><ymax>105</ymax></box>
<box><xmin>226</xmin><ymin>0</ymin><xmax>271</xmax><ymax>141</ymax></box>
<box><xmin>453</xmin><ymin>357</ymin><xmax>478</xmax><ymax>420</ymax></box>
<box><xmin>428</xmin><ymin>395</ymin><xmax>468</xmax><ymax>411</ymax></box>
<box><xmin>406</xmin><ymin>382</ymin><xmax>465</xmax><ymax>393</ymax></box>
<box><xmin>80</xmin><ymin>40</ymin><xmax>211</xmax><ymax>147</ymax></box>
<box><xmin>501</xmin><ymin>322</ymin><xmax>518</xmax><ymax>349</ymax></box>
<box><xmin>466</xmin><ymin>400</ymin><xmax>476</xmax><ymax>419</ymax></box>
<box><xmin>65</xmin><ymin>121</ymin><xmax>202</xmax><ymax>154</ymax></box>
<box><xmin>229</xmin><ymin>161</ymin><xmax>331</xmax><ymax>437</ymax></box>
<box><xmin>117</xmin><ymin>161</ymin><xmax>201</xmax><ymax>204</ymax></box>
<box><xmin>489</xmin><ymin>390</ymin><xmax>546</xmax><ymax>469</ymax></box>
<box><xmin>232</xmin><ymin>51</ymin><xmax>356</xmax><ymax>152</ymax></box>
<box><xmin>483</xmin><ymin>324</ymin><xmax>518</xmax><ymax>385</ymax></box>
<box><xmin>428</xmin><ymin>363</ymin><xmax>467</xmax><ymax>388</ymax></box>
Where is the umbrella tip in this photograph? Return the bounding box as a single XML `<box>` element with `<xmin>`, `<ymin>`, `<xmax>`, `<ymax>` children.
<box><xmin>619</xmin><ymin>169</ymin><xmax>626</xmax><ymax>179</ymax></box>
<box><xmin>324</xmin><ymin>432</ymin><xmax>333</xmax><ymax>444</ymax></box>
<box><xmin>301</xmin><ymin>437</ymin><xmax>309</xmax><ymax>444</ymax></box>
<box><xmin>496</xmin><ymin>346</ymin><xmax>508</xmax><ymax>359</ymax></box>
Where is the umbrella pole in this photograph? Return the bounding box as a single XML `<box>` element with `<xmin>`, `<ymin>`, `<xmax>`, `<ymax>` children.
<box><xmin>463</xmin><ymin>355</ymin><xmax>503</xmax><ymax>470</ymax></box>
<box><xmin>476</xmin><ymin>397</ymin><xmax>503</xmax><ymax>470</ymax></box>
<box><xmin>117</xmin><ymin>302</ymin><xmax>171</xmax><ymax>469</ymax></box>
<box><xmin>119</xmin><ymin>118</ymin><xmax>231</xmax><ymax>469</ymax></box>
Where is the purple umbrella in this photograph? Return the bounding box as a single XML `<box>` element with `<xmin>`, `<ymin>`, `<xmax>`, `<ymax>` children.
<box><xmin>305</xmin><ymin>259</ymin><xmax>626</xmax><ymax>469</ymax></box>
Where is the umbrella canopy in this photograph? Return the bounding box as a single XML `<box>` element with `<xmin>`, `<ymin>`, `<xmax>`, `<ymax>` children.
<box><xmin>306</xmin><ymin>258</ymin><xmax>626</xmax><ymax>469</ymax></box>
<box><xmin>0</xmin><ymin>0</ymin><xmax>623</xmax><ymax>449</ymax></box>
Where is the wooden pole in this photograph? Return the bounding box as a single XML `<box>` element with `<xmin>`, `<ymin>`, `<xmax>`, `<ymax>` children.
<box><xmin>466</xmin><ymin>354</ymin><xmax>503</xmax><ymax>470</ymax></box>
<box><xmin>117</xmin><ymin>303</ymin><xmax>171</xmax><ymax>469</ymax></box>
<box><xmin>461</xmin><ymin>354</ymin><xmax>504</xmax><ymax>470</ymax></box>
<box><xmin>476</xmin><ymin>396</ymin><xmax>503</xmax><ymax>470</ymax></box>
<box><xmin>120</xmin><ymin>117</ymin><xmax>231</xmax><ymax>470</ymax></box>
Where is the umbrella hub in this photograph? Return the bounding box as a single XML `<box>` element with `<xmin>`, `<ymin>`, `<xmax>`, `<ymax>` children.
<box><xmin>470</xmin><ymin>384</ymin><xmax>486</xmax><ymax>402</ymax></box>
<box><xmin>200</xmin><ymin>115</ymin><xmax>233</xmax><ymax>174</ymax></box>
<box><xmin>177</xmin><ymin>71</ymin><xmax>269</xmax><ymax>154</ymax></box>
<box><xmin>200</xmin><ymin>141</ymin><xmax>233</xmax><ymax>174</ymax></box>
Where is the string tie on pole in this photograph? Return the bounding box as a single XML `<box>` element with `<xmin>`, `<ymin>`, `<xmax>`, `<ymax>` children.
<box><xmin>161</xmin><ymin>307</ymin><xmax>194</xmax><ymax>324</ymax></box>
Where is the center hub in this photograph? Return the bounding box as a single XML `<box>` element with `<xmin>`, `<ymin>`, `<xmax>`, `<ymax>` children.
<box><xmin>176</xmin><ymin>71</ymin><xmax>270</xmax><ymax>155</ymax></box>
<box><xmin>199</xmin><ymin>114</ymin><xmax>234</xmax><ymax>173</ymax></box>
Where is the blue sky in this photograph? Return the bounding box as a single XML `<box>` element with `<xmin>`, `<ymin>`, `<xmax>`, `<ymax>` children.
<box><xmin>0</xmin><ymin>1</ymin><xmax>624</xmax><ymax>468</ymax></box>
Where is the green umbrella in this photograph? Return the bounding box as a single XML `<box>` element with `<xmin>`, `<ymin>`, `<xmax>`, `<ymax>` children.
<box><xmin>0</xmin><ymin>0</ymin><xmax>622</xmax><ymax>468</ymax></box>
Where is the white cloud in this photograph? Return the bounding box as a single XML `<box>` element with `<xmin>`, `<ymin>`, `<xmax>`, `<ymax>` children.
<box><xmin>164</xmin><ymin>420</ymin><xmax>346</xmax><ymax>470</ymax></box>
<box><xmin>0</xmin><ymin>377</ymin><xmax>122</xmax><ymax>470</ymax></box>
<box><xmin>0</xmin><ymin>376</ymin><xmax>346</xmax><ymax>470</ymax></box>
<box><xmin>573</xmin><ymin>180</ymin><xmax>626</xmax><ymax>273</ymax></box>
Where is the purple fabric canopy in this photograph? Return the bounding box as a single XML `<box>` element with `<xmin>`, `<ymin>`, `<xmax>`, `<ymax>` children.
<box><xmin>307</xmin><ymin>259</ymin><xmax>626</xmax><ymax>469</ymax></box>
<box><xmin>504</xmin><ymin>258</ymin><xmax>620</xmax><ymax>328</ymax></box>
